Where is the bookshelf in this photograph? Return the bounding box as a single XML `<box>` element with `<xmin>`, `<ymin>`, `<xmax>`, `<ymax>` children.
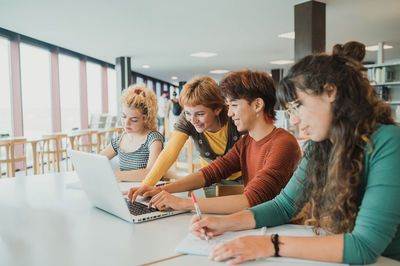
<box><xmin>366</xmin><ymin>62</ymin><xmax>400</xmax><ymax>123</ymax></box>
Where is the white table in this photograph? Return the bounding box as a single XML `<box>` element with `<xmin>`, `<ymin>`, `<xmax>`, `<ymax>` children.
<box><xmin>0</xmin><ymin>172</ymin><xmax>194</xmax><ymax>266</ymax></box>
<box><xmin>157</xmin><ymin>255</ymin><xmax>400</xmax><ymax>266</ymax></box>
<box><xmin>0</xmin><ymin>172</ymin><xmax>398</xmax><ymax>266</ymax></box>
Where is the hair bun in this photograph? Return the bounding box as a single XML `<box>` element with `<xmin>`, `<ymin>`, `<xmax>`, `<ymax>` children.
<box><xmin>332</xmin><ymin>41</ymin><xmax>366</xmax><ymax>62</ymax></box>
<box><xmin>332</xmin><ymin>44</ymin><xmax>344</xmax><ymax>56</ymax></box>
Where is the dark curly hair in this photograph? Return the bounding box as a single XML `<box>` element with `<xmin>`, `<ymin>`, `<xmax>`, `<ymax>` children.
<box><xmin>332</xmin><ymin>41</ymin><xmax>366</xmax><ymax>62</ymax></box>
<box><xmin>219</xmin><ymin>69</ymin><xmax>276</xmax><ymax>121</ymax></box>
<box><xmin>277</xmin><ymin>54</ymin><xmax>394</xmax><ymax>234</ymax></box>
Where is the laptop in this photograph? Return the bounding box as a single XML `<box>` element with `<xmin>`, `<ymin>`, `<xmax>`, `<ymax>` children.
<box><xmin>69</xmin><ymin>150</ymin><xmax>189</xmax><ymax>223</ymax></box>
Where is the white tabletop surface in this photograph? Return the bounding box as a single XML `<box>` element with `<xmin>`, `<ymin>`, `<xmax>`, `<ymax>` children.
<box><xmin>158</xmin><ymin>255</ymin><xmax>400</xmax><ymax>266</ymax></box>
<box><xmin>0</xmin><ymin>172</ymin><xmax>194</xmax><ymax>266</ymax></box>
<box><xmin>0</xmin><ymin>172</ymin><xmax>398</xmax><ymax>266</ymax></box>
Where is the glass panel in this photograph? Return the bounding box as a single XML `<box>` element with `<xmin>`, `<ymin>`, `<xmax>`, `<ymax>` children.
<box><xmin>156</xmin><ymin>82</ymin><xmax>161</xmax><ymax>98</ymax></box>
<box><xmin>0</xmin><ymin>37</ymin><xmax>12</xmax><ymax>136</ymax></box>
<box><xmin>136</xmin><ymin>76</ymin><xmax>143</xmax><ymax>85</ymax></box>
<box><xmin>20</xmin><ymin>43</ymin><xmax>52</xmax><ymax>137</ymax></box>
<box><xmin>87</xmin><ymin>61</ymin><xmax>102</xmax><ymax>124</ymax></box>
<box><xmin>0</xmin><ymin>37</ymin><xmax>12</xmax><ymax>174</ymax></box>
<box><xmin>107</xmin><ymin>67</ymin><xmax>117</xmax><ymax>116</ymax></box>
<box><xmin>169</xmin><ymin>85</ymin><xmax>176</xmax><ymax>97</ymax></box>
<box><xmin>59</xmin><ymin>53</ymin><xmax>81</xmax><ymax>132</ymax></box>
<box><xmin>147</xmin><ymin>79</ymin><xmax>154</xmax><ymax>92</ymax></box>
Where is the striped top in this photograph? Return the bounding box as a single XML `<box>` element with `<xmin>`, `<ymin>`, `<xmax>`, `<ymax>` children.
<box><xmin>111</xmin><ymin>131</ymin><xmax>164</xmax><ymax>171</ymax></box>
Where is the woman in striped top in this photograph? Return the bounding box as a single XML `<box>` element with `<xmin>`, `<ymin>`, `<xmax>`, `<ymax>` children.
<box><xmin>101</xmin><ymin>84</ymin><xmax>163</xmax><ymax>182</ymax></box>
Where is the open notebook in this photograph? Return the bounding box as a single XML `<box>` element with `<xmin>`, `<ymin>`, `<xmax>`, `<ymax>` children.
<box><xmin>176</xmin><ymin>224</ymin><xmax>349</xmax><ymax>265</ymax></box>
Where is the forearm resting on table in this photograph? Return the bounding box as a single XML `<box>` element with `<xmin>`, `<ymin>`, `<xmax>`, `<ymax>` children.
<box><xmin>221</xmin><ymin>210</ymin><xmax>256</xmax><ymax>232</ymax></box>
<box><xmin>196</xmin><ymin>194</ymin><xmax>250</xmax><ymax>214</ymax></box>
<box><xmin>209</xmin><ymin>210</ymin><xmax>343</xmax><ymax>262</ymax></box>
<box><xmin>278</xmin><ymin>234</ymin><xmax>343</xmax><ymax>263</ymax></box>
<box><xmin>141</xmin><ymin>131</ymin><xmax>188</xmax><ymax>186</ymax></box>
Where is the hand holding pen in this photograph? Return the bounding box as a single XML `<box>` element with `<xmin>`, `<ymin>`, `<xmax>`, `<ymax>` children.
<box><xmin>190</xmin><ymin>192</ymin><xmax>209</xmax><ymax>242</ymax></box>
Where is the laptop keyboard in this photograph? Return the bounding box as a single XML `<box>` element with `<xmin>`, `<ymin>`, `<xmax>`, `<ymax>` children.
<box><xmin>125</xmin><ymin>199</ymin><xmax>158</xmax><ymax>215</ymax></box>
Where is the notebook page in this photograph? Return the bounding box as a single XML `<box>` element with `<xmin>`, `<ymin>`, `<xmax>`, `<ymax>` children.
<box><xmin>175</xmin><ymin>224</ymin><xmax>348</xmax><ymax>265</ymax></box>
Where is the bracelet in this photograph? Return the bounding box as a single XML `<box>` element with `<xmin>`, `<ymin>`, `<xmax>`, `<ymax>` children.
<box><xmin>271</xmin><ymin>234</ymin><xmax>280</xmax><ymax>257</ymax></box>
<box><xmin>157</xmin><ymin>186</ymin><xmax>163</xmax><ymax>192</ymax></box>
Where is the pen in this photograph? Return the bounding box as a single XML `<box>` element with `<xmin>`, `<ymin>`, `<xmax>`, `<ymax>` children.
<box><xmin>190</xmin><ymin>192</ymin><xmax>209</xmax><ymax>243</ymax></box>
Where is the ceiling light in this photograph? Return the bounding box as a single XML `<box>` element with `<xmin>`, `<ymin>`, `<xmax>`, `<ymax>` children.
<box><xmin>366</xmin><ymin>44</ymin><xmax>393</xmax><ymax>51</ymax></box>
<box><xmin>171</xmin><ymin>76</ymin><xmax>178</xmax><ymax>80</ymax></box>
<box><xmin>142</xmin><ymin>65</ymin><xmax>150</xmax><ymax>68</ymax></box>
<box><xmin>190</xmin><ymin>52</ymin><xmax>218</xmax><ymax>58</ymax></box>
<box><xmin>278</xmin><ymin>32</ymin><xmax>295</xmax><ymax>39</ymax></box>
<box><xmin>270</xmin><ymin>60</ymin><xmax>294</xmax><ymax>65</ymax></box>
<box><xmin>209</xmin><ymin>70</ymin><xmax>229</xmax><ymax>74</ymax></box>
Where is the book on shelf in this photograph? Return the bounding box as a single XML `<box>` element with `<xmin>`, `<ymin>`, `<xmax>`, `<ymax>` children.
<box><xmin>376</xmin><ymin>86</ymin><xmax>390</xmax><ymax>101</ymax></box>
<box><xmin>374</xmin><ymin>68</ymin><xmax>381</xmax><ymax>83</ymax></box>
<box><xmin>386</xmin><ymin>69</ymin><xmax>394</xmax><ymax>82</ymax></box>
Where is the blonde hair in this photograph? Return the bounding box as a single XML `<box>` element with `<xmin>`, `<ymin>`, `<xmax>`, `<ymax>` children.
<box><xmin>179</xmin><ymin>76</ymin><xmax>228</xmax><ymax>125</ymax></box>
<box><xmin>120</xmin><ymin>84</ymin><xmax>158</xmax><ymax>131</ymax></box>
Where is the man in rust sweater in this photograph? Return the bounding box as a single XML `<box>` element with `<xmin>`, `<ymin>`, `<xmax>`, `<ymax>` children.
<box><xmin>128</xmin><ymin>70</ymin><xmax>301</xmax><ymax>214</ymax></box>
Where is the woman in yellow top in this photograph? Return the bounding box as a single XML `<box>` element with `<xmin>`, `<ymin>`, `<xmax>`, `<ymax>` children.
<box><xmin>140</xmin><ymin>76</ymin><xmax>243</xmax><ymax>197</ymax></box>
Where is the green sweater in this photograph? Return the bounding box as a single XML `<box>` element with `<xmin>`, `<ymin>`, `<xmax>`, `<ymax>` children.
<box><xmin>250</xmin><ymin>124</ymin><xmax>400</xmax><ymax>264</ymax></box>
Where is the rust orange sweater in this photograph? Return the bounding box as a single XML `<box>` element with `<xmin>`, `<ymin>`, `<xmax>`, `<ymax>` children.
<box><xmin>201</xmin><ymin>128</ymin><xmax>301</xmax><ymax>207</ymax></box>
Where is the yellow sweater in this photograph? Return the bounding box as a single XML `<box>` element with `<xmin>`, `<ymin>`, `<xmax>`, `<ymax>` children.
<box><xmin>141</xmin><ymin>125</ymin><xmax>241</xmax><ymax>186</ymax></box>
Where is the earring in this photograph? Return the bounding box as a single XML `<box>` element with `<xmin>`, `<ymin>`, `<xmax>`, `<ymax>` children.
<box><xmin>256</xmin><ymin>112</ymin><xmax>259</xmax><ymax>118</ymax></box>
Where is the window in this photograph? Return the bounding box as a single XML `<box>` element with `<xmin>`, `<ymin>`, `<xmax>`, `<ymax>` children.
<box><xmin>0</xmin><ymin>36</ymin><xmax>12</xmax><ymax>136</ymax></box>
<box><xmin>87</xmin><ymin>61</ymin><xmax>102</xmax><ymax>118</ymax></box>
<box><xmin>147</xmin><ymin>79</ymin><xmax>154</xmax><ymax>93</ymax></box>
<box><xmin>107</xmin><ymin>67</ymin><xmax>117</xmax><ymax>115</ymax></box>
<box><xmin>156</xmin><ymin>82</ymin><xmax>161</xmax><ymax>98</ymax></box>
<box><xmin>169</xmin><ymin>85</ymin><xmax>177</xmax><ymax>97</ymax></box>
<box><xmin>20</xmin><ymin>43</ymin><xmax>52</xmax><ymax>137</ymax></box>
<box><xmin>59</xmin><ymin>53</ymin><xmax>81</xmax><ymax>131</ymax></box>
<box><xmin>136</xmin><ymin>76</ymin><xmax>144</xmax><ymax>85</ymax></box>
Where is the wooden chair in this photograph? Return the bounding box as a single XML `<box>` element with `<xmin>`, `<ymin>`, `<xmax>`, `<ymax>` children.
<box><xmin>215</xmin><ymin>184</ymin><xmax>244</xmax><ymax>197</ymax></box>
<box><xmin>0</xmin><ymin>137</ymin><xmax>27</xmax><ymax>177</ymax></box>
<box><xmin>88</xmin><ymin>114</ymin><xmax>100</xmax><ymax>129</ymax></box>
<box><xmin>173</xmin><ymin>139</ymin><xmax>201</xmax><ymax>174</ymax></box>
<box><xmin>68</xmin><ymin>129</ymin><xmax>98</xmax><ymax>153</ymax></box>
<box><xmin>105</xmin><ymin>115</ymin><xmax>118</xmax><ymax>128</ymax></box>
<box><xmin>97</xmin><ymin>114</ymin><xmax>108</xmax><ymax>129</ymax></box>
<box><xmin>99</xmin><ymin>127</ymin><xmax>124</xmax><ymax>153</ymax></box>
<box><xmin>163</xmin><ymin>139</ymin><xmax>201</xmax><ymax>182</ymax></box>
<box><xmin>26</xmin><ymin>137</ymin><xmax>45</xmax><ymax>175</ymax></box>
<box><xmin>39</xmin><ymin>133</ymin><xmax>69</xmax><ymax>173</ymax></box>
<box><xmin>95</xmin><ymin>129</ymin><xmax>108</xmax><ymax>154</ymax></box>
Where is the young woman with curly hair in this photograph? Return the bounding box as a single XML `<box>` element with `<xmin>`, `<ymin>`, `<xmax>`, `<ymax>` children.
<box><xmin>189</xmin><ymin>54</ymin><xmax>400</xmax><ymax>264</ymax></box>
<box><xmin>101</xmin><ymin>84</ymin><xmax>163</xmax><ymax>182</ymax></box>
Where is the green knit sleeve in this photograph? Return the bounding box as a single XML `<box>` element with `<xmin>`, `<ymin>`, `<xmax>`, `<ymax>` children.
<box><xmin>249</xmin><ymin>152</ymin><xmax>308</xmax><ymax>228</ymax></box>
<box><xmin>343</xmin><ymin>125</ymin><xmax>400</xmax><ymax>264</ymax></box>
